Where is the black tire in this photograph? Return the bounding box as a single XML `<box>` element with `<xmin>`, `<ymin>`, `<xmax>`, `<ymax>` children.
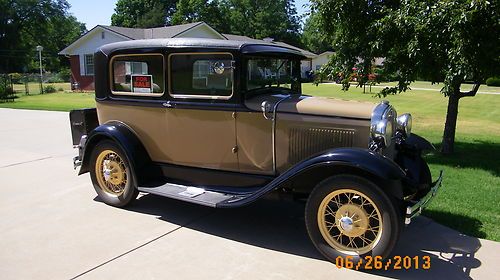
<box><xmin>305</xmin><ymin>175</ymin><xmax>401</xmax><ymax>263</ymax></box>
<box><xmin>89</xmin><ymin>140</ymin><xmax>138</xmax><ymax>207</ymax></box>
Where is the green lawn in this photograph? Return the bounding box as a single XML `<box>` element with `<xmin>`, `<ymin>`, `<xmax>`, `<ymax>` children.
<box><xmin>0</xmin><ymin>91</ymin><xmax>95</xmax><ymax>111</ymax></box>
<box><xmin>1</xmin><ymin>82</ymin><xmax>499</xmax><ymax>241</ymax></box>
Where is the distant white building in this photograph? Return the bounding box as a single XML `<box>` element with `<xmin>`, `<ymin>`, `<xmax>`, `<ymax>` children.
<box><xmin>312</xmin><ymin>51</ymin><xmax>335</xmax><ymax>71</ymax></box>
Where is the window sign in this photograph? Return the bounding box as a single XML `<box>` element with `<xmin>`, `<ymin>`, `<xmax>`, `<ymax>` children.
<box><xmin>131</xmin><ymin>75</ymin><xmax>153</xmax><ymax>93</ymax></box>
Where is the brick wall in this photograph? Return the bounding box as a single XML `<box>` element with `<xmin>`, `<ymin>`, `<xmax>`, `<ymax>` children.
<box><xmin>69</xmin><ymin>55</ymin><xmax>94</xmax><ymax>91</ymax></box>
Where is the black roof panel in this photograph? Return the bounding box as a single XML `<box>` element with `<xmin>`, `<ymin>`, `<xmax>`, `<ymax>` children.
<box><xmin>98</xmin><ymin>38</ymin><xmax>305</xmax><ymax>58</ymax></box>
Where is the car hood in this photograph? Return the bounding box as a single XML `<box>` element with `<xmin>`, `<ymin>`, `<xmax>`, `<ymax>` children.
<box><xmin>246</xmin><ymin>94</ymin><xmax>376</xmax><ymax>120</ymax></box>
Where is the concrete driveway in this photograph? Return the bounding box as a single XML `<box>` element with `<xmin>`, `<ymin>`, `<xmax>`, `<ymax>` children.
<box><xmin>0</xmin><ymin>108</ymin><xmax>498</xmax><ymax>280</ymax></box>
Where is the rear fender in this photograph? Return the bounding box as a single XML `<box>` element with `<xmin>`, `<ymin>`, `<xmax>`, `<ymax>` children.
<box><xmin>79</xmin><ymin>122</ymin><xmax>155</xmax><ymax>184</ymax></box>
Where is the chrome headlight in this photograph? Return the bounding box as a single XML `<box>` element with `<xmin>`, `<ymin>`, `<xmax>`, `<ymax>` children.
<box><xmin>396</xmin><ymin>113</ymin><xmax>412</xmax><ymax>137</ymax></box>
<box><xmin>371</xmin><ymin>119</ymin><xmax>393</xmax><ymax>147</ymax></box>
<box><xmin>370</xmin><ymin>101</ymin><xmax>396</xmax><ymax>149</ymax></box>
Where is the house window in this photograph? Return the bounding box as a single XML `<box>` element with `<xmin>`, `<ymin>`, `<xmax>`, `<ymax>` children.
<box><xmin>111</xmin><ymin>54</ymin><xmax>164</xmax><ymax>95</ymax></box>
<box><xmin>169</xmin><ymin>53</ymin><xmax>233</xmax><ymax>99</ymax></box>
<box><xmin>101</xmin><ymin>31</ymin><xmax>105</xmax><ymax>39</ymax></box>
<box><xmin>84</xmin><ymin>54</ymin><xmax>94</xmax><ymax>76</ymax></box>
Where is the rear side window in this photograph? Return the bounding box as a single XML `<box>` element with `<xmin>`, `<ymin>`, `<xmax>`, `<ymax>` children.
<box><xmin>111</xmin><ymin>54</ymin><xmax>164</xmax><ymax>96</ymax></box>
<box><xmin>169</xmin><ymin>53</ymin><xmax>233</xmax><ymax>99</ymax></box>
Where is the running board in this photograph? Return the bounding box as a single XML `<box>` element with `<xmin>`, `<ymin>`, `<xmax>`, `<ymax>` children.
<box><xmin>137</xmin><ymin>183</ymin><xmax>248</xmax><ymax>208</ymax></box>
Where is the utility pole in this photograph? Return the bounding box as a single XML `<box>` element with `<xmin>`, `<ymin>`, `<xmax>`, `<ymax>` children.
<box><xmin>36</xmin><ymin>45</ymin><xmax>43</xmax><ymax>94</ymax></box>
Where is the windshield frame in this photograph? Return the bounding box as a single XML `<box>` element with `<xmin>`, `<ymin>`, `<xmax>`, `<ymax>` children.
<box><xmin>243</xmin><ymin>55</ymin><xmax>302</xmax><ymax>97</ymax></box>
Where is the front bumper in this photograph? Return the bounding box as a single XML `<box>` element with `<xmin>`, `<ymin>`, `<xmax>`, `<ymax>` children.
<box><xmin>405</xmin><ymin>170</ymin><xmax>443</xmax><ymax>225</ymax></box>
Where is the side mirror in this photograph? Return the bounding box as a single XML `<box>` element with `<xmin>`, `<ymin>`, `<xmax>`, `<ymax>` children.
<box><xmin>261</xmin><ymin>101</ymin><xmax>273</xmax><ymax>120</ymax></box>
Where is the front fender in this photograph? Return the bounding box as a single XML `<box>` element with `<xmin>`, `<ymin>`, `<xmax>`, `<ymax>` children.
<box><xmin>79</xmin><ymin>122</ymin><xmax>153</xmax><ymax>183</ymax></box>
<box><xmin>405</xmin><ymin>133</ymin><xmax>435</xmax><ymax>152</ymax></box>
<box><xmin>219</xmin><ymin>148</ymin><xmax>406</xmax><ymax>207</ymax></box>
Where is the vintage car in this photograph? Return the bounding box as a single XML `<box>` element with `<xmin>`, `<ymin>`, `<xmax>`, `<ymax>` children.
<box><xmin>69</xmin><ymin>38</ymin><xmax>443</xmax><ymax>263</ymax></box>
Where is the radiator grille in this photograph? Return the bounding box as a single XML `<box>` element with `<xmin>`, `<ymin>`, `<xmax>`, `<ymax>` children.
<box><xmin>288</xmin><ymin>127</ymin><xmax>355</xmax><ymax>164</ymax></box>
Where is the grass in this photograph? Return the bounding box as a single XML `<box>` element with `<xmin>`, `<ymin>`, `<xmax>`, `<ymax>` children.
<box><xmin>0</xmin><ymin>83</ymin><xmax>95</xmax><ymax>111</ymax></box>
<box><xmin>303</xmin><ymin>83</ymin><xmax>500</xmax><ymax>241</ymax></box>
<box><xmin>1</xmin><ymin>82</ymin><xmax>499</xmax><ymax>241</ymax></box>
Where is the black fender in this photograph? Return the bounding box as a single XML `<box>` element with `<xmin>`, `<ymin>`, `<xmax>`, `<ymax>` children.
<box><xmin>405</xmin><ymin>133</ymin><xmax>435</xmax><ymax>152</ymax></box>
<box><xmin>79</xmin><ymin>122</ymin><xmax>154</xmax><ymax>185</ymax></box>
<box><xmin>395</xmin><ymin>133</ymin><xmax>434</xmax><ymax>195</ymax></box>
<box><xmin>219</xmin><ymin>148</ymin><xmax>406</xmax><ymax>207</ymax></box>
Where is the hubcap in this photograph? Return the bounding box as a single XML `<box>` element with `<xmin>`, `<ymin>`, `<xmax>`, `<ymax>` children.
<box><xmin>317</xmin><ymin>189</ymin><xmax>383</xmax><ymax>255</ymax></box>
<box><xmin>95</xmin><ymin>150</ymin><xmax>127</xmax><ymax>195</ymax></box>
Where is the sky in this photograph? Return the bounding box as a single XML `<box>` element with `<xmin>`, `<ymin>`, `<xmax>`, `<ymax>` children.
<box><xmin>67</xmin><ymin>0</ymin><xmax>311</xmax><ymax>30</ymax></box>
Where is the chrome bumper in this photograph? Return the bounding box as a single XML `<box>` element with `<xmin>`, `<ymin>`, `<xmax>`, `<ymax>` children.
<box><xmin>405</xmin><ymin>170</ymin><xmax>443</xmax><ymax>225</ymax></box>
<box><xmin>73</xmin><ymin>135</ymin><xmax>87</xmax><ymax>170</ymax></box>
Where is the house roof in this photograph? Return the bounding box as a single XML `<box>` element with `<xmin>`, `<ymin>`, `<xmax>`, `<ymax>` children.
<box><xmin>59</xmin><ymin>22</ymin><xmax>223</xmax><ymax>55</ymax></box>
<box><xmin>59</xmin><ymin>22</ymin><xmax>316</xmax><ymax>59</ymax></box>
<box><xmin>101</xmin><ymin>22</ymin><xmax>214</xmax><ymax>40</ymax></box>
<box><xmin>317</xmin><ymin>51</ymin><xmax>335</xmax><ymax>57</ymax></box>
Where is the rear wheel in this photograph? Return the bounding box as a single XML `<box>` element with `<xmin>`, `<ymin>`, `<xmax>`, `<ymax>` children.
<box><xmin>305</xmin><ymin>175</ymin><xmax>401</xmax><ymax>263</ymax></box>
<box><xmin>90</xmin><ymin>140</ymin><xmax>138</xmax><ymax>207</ymax></box>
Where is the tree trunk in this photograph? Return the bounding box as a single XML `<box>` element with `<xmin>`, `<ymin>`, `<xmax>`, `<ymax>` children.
<box><xmin>441</xmin><ymin>94</ymin><xmax>460</xmax><ymax>154</ymax></box>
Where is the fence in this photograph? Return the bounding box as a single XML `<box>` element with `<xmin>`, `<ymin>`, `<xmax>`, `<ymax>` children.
<box><xmin>0</xmin><ymin>72</ymin><xmax>67</xmax><ymax>100</ymax></box>
<box><xmin>0</xmin><ymin>74</ymin><xmax>17</xmax><ymax>102</ymax></box>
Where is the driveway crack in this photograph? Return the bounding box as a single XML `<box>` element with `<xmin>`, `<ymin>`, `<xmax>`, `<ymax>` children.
<box><xmin>0</xmin><ymin>156</ymin><xmax>52</xmax><ymax>168</ymax></box>
<box><xmin>70</xmin><ymin>210</ymin><xmax>215</xmax><ymax>279</ymax></box>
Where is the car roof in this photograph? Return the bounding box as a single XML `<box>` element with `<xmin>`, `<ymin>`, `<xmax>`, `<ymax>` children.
<box><xmin>98</xmin><ymin>38</ymin><xmax>306</xmax><ymax>59</ymax></box>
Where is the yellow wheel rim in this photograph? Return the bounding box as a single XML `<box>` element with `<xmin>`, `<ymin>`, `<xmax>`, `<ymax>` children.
<box><xmin>95</xmin><ymin>150</ymin><xmax>127</xmax><ymax>196</ymax></box>
<box><xmin>317</xmin><ymin>189</ymin><xmax>383</xmax><ymax>255</ymax></box>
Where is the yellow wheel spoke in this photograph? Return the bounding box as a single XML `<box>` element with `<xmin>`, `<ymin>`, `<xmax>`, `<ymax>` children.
<box><xmin>325</xmin><ymin>205</ymin><xmax>336</xmax><ymax>216</ymax></box>
<box><xmin>317</xmin><ymin>188</ymin><xmax>383</xmax><ymax>254</ymax></box>
<box><xmin>358</xmin><ymin>234</ymin><xmax>372</xmax><ymax>246</ymax></box>
<box><xmin>95</xmin><ymin>150</ymin><xmax>127</xmax><ymax>196</ymax></box>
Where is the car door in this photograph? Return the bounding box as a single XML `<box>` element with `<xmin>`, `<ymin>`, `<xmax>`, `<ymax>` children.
<box><xmin>163</xmin><ymin>52</ymin><xmax>239</xmax><ymax>172</ymax></box>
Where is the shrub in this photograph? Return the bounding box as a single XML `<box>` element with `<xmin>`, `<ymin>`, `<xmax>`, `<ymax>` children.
<box><xmin>44</xmin><ymin>85</ymin><xmax>57</xmax><ymax>93</ymax></box>
<box><xmin>0</xmin><ymin>86</ymin><xmax>17</xmax><ymax>102</ymax></box>
<box><xmin>485</xmin><ymin>77</ymin><xmax>500</xmax><ymax>87</ymax></box>
<box><xmin>8</xmin><ymin>73</ymin><xmax>23</xmax><ymax>84</ymax></box>
<box><xmin>58</xmin><ymin>68</ymin><xmax>72</xmax><ymax>82</ymax></box>
<box><xmin>47</xmin><ymin>75</ymin><xmax>64</xmax><ymax>83</ymax></box>
<box><xmin>58</xmin><ymin>87</ymin><xmax>64</xmax><ymax>92</ymax></box>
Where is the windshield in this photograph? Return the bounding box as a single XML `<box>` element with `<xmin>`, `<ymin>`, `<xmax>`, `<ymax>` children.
<box><xmin>245</xmin><ymin>57</ymin><xmax>301</xmax><ymax>93</ymax></box>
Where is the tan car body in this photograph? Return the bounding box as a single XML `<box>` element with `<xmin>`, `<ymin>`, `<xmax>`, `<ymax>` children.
<box><xmin>97</xmin><ymin>94</ymin><xmax>375</xmax><ymax>176</ymax></box>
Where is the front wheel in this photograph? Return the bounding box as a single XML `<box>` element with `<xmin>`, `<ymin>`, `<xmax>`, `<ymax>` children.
<box><xmin>305</xmin><ymin>175</ymin><xmax>401</xmax><ymax>263</ymax></box>
<box><xmin>89</xmin><ymin>140</ymin><xmax>138</xmax><ymax>207</ymax></box>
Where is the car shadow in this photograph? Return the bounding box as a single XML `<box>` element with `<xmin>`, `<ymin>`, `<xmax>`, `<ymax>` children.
<box><xmin>425</xmin><ymin>140</ymin><xmax>500</xmax><ymax>177</ymax></box>
<box><xmin>119</xmin><ymin>194</ymin><xmax>483</xmax><ymax>279</ymax></box>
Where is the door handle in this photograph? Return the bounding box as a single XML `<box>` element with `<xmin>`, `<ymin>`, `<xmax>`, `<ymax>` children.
<box><xmin>162</xmin><ymin>101</ymin><xmax>173</xmax><ymax>108</ymax></box>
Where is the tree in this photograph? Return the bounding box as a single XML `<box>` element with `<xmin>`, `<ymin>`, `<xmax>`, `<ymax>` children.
<box><xmin>171</xmin><ymin>0</ymin><xmax>231</xmax><ymax>33</ymax></box>
<box><xmin>313</xmin><ymin>0</ymin><xmax>500</xmax><ymax>154</ymax></box>
<box><xmin>0</xmin><ymin>0</ymin><xmax>86</xmax><ymax>73</ymax></box>
<box><xmin>224</xmin><ymin>0</ymin><xmax>301</xmax><ymax>45</ymax></box>
<box><xmin>111</xmin><ymin>0</ymin><xmax>177</xmax><ymax>28</ymax></box>
<box><xmin>301</xmin><ymin>11</ymin><xmax>332</xmax><ymax>54</ymax></box>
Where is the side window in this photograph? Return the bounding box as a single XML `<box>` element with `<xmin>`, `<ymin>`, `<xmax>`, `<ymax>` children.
<box><xmin>170</xmin><ymin>53</ymin><xmax>233</xmax><ymax>98</ymax></box>
<box><xmin>111</xmin><ymin>54</ymin><xmax>164</xmax><ymax>95</ymax></box>
<box><xmin>84</xmin><ymin>54</ymin><xmax>94</xmax><ymax>76</ymax></box>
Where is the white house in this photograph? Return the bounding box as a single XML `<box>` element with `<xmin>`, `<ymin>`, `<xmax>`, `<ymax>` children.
<box><xmin>312</xmin><ymin>51</ymin><xmax>335</xmax><ymax>71</ymax></box>
<box><xmin>59</xmin><ymin>22</ymin><xmax>319</xmax><ymax>90</ymax></box>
